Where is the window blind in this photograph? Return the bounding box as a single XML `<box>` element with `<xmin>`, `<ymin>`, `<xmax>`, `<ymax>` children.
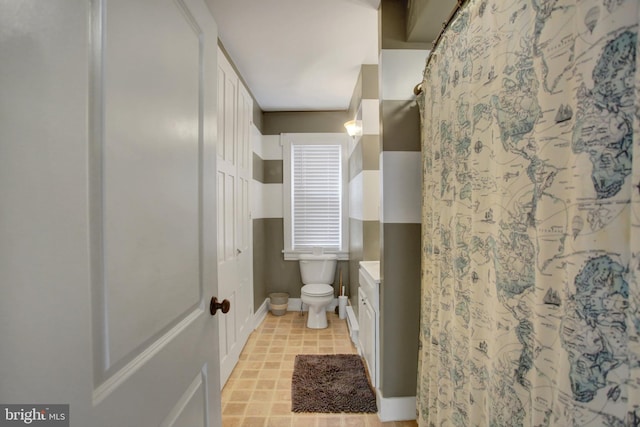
<box><xmin>291</xmin><ymin>144</ymin><xmax>342</xmax><ymax>250</ymax></box>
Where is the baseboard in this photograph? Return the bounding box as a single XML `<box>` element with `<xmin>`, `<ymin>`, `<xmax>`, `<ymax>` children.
<box><xmin>253</xmin><ymin>298</ymin><xmax>269</xmax><ymax>329</ymax></box>
<box><xmin>284</xmin><ymin>297</ymin><xmax>339</xmax><ymax>312</ymax></box>
<box><xmin>346</xmin><ymin>306</ymin><xmax>359</xmax><ymax>346</ymax></box>
<box><xmin>256</xmin><ymin>297</ymin><xmax>340</xmax><ymax>320</ymax></box>
<box><xmin>376</xmin><ymin>390</ymin><xmax>416</xmax><ymax>422</ymax></box>
<box><xmin>287</xmin><ymin>298</ymin><xmax>304</xmax><ymax>312</ymax></box>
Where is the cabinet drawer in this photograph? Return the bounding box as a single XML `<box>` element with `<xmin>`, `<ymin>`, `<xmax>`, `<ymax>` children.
<box><xmin>358</xmin><ymin>269</ymin><xmax>379</xmax><ymax>313</ymax></box>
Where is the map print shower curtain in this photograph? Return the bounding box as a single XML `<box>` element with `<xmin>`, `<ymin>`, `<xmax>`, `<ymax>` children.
<box><xmin>417</xmin><ymin>0</ymin><xmax>639</xmax><ymax>425</ymax></box>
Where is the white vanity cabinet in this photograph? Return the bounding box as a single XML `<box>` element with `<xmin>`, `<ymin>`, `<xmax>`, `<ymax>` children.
<box><xmin>359</xmin><ymin>290</ymin><xmax>376</xmax><ymax>384</ymax></box>
<box><xmin>358</xmin><ymin>261</ymin><xmax>380</xmax><ymax>388</ymax></box>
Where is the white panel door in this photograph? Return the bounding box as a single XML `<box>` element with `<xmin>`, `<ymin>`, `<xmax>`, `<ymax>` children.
<box><xmin>216</xmin><ymin>51</ymin><xmax>254</xmax><ymax>386</ymax></box>
<box><xmin>235</xmin><ymin>83</ymin><xmax>254</xmax><ymax>357</ymax></box>
<box><xmin>0</xmin><ymin>1</ymin><xmax>223</xmax><ymax>426</ymax></box>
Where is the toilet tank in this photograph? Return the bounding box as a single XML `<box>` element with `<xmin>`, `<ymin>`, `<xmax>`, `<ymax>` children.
<box><xmin>299</xmin><ymin>254</ymin><xmax>337</xmax><ymax>284</ymax></box>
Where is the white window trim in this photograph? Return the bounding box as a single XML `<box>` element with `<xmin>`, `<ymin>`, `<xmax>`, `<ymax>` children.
<box><xmin>282</xmin><ymin>133</ymin><xmax>349</xmax><ymax>261</ymax></box>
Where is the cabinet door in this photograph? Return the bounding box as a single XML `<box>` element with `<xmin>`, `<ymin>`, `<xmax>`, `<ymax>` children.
<box><xmin>362</xmin><ymin>299</ymin><xmax>376</xmax><ymax>386</ymax></box>
<box><xmin>358</xmin><ymin>289</ymin><xmax>368</xmax><ymax>356</ymax></box>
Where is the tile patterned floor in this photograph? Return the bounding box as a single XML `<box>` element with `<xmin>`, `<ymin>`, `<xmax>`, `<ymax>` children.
<box><xmin>221</xmin><ymin>311</ymin><xmax>418</xmax><ymax>427</ymax></box>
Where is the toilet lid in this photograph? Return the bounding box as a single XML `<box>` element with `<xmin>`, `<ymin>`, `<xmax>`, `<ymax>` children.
<box><xmin>302</xmin><ymin>284</ymin><xmax>334</xmax><ymax>296</ymax></box>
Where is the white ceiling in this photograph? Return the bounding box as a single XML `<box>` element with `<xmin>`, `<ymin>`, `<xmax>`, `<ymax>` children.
<box><xmin>205</xmin><ymin>0</ymin><xmax>381</xmax><ymax>112</ymax></box>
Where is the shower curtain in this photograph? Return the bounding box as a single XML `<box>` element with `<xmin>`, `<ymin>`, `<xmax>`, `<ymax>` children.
<box><xmin>417</xmin><ymin>1</ymin><xmax>639</xmax><ymax>426</ymax></box>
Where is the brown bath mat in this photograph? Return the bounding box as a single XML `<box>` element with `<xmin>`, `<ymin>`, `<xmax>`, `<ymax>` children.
<box><xmin>291</xmin><ymin>354</ymin><xmax>377</xmax><ymax>413</ymax></box>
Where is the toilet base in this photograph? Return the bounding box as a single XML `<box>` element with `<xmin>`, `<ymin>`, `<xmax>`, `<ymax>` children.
<box><xmin>301</xmin><ymin>293</ymin><xmax>333</xmax><ymax>329</ymax></box>
<box><xmin>306</xmin><ymin>307</ymin><xmax>328</xmax><ymax>329</ymax></box>
<box><xmin>301</xmin><ymin>285</ymin><xmax>334</xmax><ymax>329</ymax></box>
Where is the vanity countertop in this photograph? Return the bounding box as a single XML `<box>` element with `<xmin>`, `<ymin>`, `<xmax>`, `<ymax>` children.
<box><xmin>359</xmin><ymin>261</ymin><xmax>380</xmax><ymax>284</ymax></box>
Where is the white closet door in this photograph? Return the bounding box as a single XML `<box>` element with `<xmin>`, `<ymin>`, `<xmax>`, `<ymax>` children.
<box><xmin>235</xmin><ymin>83</ymin><xmax>255</xmax><ymax>359</ymax></box>
<box><xmin>216</xmin><ymin>50</ymin><xmax>254</xmax><ymax>387</ymax></box>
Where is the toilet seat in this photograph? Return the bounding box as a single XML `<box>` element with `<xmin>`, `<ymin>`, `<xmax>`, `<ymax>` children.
<box><xmin>301</xmin><ymin>284</ymin><xmax>333</xmax><ymax>297</ymax></box>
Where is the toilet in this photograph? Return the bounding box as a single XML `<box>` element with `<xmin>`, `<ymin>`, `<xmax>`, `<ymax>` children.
<box><xmin>299</xmin><ymin>253</ymin><xmax>337</xmax><ymax>329</ymax></box>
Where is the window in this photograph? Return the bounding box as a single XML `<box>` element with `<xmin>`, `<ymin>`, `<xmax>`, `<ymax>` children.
<box><xmin>282</xmin><ymin>133</ymin><xmax>349</xmax><ymax>260</ymax></box>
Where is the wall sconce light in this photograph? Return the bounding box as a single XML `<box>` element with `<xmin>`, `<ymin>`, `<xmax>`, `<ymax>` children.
<box><xmin>344</xmin><ymin>120</ymin><xmax>361</xmax><ymax>137</ymax></box>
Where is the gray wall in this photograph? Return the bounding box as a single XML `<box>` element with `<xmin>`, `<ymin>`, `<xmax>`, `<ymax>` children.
<box><xmin>348</xmin><ymin>139</ymin><xmax>381</xmax><ymax>312</ymax></box>
<box><xmin>252</xmin><ymin>112</ymin><xmax>351</xmax><ymax>309</ymax></box>
<box><xmin>261</xmin><ymin>111</ymin><xmax>349</xmax><ymax>135</ymax></box>
<box><xmin>220</xmin><ymin>45</ymin><xmax>345</xmax><ymax>309</ymax></box>
<box><xmin>376</xmin><ymin>0</ymin><xmax>426</xmax><ymax>399</ymax></box>
<box><xmin>380</xmin><ymin>224</ymin><xmax>421</xmax><ymax>395</ymax></box>
<box><xmin>347</xmin><ymin>64</ymin><xmax>381</xmax><ymax>312</ymax></box>
<box><xmin>379</xmin><ymin>0</ymin><xmax>430</xmax><ymax>50</ymax></box>
<box><xmin>252</xmin><ymin>215</ymin><xmax>349</xmax><ymax>304</ymax></box>
<box><xmin>348</xmin><ymin>64</ymin><xmax>379</xmax><ymax>118</ymax></box>
<box><xmin>243</xmin><ymin>2</ymin><xmax>425</xmax><ymax>402</ymax></box>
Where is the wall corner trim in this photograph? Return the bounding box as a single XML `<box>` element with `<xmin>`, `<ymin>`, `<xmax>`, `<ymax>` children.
<box><xmin>376</xmin><ymin>391</ymin><xmax>417</xmax><ymax>422</ymax></box>
<box><xmin>253</xmin><ymin>298</ymin><xmax>269</xmax><ymax>330</ymax></box>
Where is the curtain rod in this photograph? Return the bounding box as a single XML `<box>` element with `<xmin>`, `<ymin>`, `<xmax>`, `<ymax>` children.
<box><xmin>413</xmin><ymin>0</ymin><xmax>469</xmax><ymax>96</ymax></box>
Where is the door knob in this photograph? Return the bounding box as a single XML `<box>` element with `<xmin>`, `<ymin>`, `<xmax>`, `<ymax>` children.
<box><xmin>210</xmin><ymin>297</ymin><xmax>230</xmax><ymax>315</ymax></box>
<box><xmin>236</xmin><ymin>248</ymin><xmax>242</xmax><ymax>255</ymax></box>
